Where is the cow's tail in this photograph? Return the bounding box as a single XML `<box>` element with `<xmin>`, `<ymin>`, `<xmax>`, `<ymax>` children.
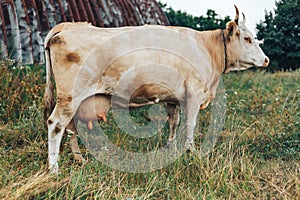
<box><xmin>44</xmin><ymin>46</ymin><xmax>56</xmax><ymax>126</ymax></box>
<box><xmin>43</xmin><ymin>25</ymin><xmax>63</xmax><ymax>126</ymax></box>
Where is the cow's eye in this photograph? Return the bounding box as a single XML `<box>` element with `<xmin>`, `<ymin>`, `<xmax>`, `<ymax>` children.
<box><xmin>244</xmin><ymin>37</ymin><xmax>252</xmax><ymax>44</ymax></box>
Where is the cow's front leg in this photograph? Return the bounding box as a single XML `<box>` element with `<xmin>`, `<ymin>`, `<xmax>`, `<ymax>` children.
<box><xmin>185</xmin><ymin>95</ymin><xmax>200</xmax><ymax>152</ymax></box>
<box><xmin>185</xmin><ymin>113</ymin><xmax>198</xmax><ymax>152</ymax></box>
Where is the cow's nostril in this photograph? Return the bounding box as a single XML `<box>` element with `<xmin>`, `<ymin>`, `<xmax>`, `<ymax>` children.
<box><xmin>264</xmin><ymin>57</ymin><xmax>269</xmax><ymax>66</ymax></box>
<box><xmin>265</xmin><ymin>58</ymin><xmax>269</xmax><ymax>63</ymax></box>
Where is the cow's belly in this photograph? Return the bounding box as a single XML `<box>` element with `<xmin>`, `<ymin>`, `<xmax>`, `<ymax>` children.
<box><xmin>131</xmin><ymin>83</ymin><xmax>182</xmax><ymax>102</ymax></box>
<box><xmin>107</xmin><ymin>83</ymin><xmax>184</xmax><ymax>108</ymax></box>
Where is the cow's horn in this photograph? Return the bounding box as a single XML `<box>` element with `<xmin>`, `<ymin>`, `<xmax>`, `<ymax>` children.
<box><xmin>234</xmin><ymin>5</ymin><xmax>239</xmax><ymax>25</ymax></box>
<box><xmin>242</xmin><ymin>12</ymin><xmax>246</xmax><ymax>24</ymax></box>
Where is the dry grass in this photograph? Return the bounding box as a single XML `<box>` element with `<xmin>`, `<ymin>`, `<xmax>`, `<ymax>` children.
<box><xmin>0</xmin><ymin>172</ymin><xmax>69</xmax><ymax>200</ymax></box>
<box><xmin>0</xmin><ymin>60</ymin><xmax>299</xmax><ymax>199</ymax></box>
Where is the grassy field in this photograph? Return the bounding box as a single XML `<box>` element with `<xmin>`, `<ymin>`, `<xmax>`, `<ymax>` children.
<box><xmin>0</xmin><ymin>59</ymin><xmax>299</xmax><ymax>199</ymax></box>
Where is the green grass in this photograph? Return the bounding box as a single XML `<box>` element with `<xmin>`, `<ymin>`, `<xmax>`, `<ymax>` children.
<box><xmin>0</xmin><ymin>59</ymin><xmax>299</xmax><ymax>199</ymax></box>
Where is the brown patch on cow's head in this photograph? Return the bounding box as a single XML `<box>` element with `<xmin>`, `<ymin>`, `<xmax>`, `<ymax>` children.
<box><xmin>65</xmin><ymin>52</ymin><xmax>81</xmax><ymax>63</ymax></box>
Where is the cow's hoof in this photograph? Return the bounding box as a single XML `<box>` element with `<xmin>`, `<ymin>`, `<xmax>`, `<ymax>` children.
<box><xmin>73</xmin><ymin>154</ymin><xmax>86</xmax><ymax>164</ymax></box>
<box><xmin>49</xmin><ymin>164</ymin><xmax>59</xmax><ymax>174</ymax></box>
<box><xmin>185</xmin><ymin>141</ymin><xmax>195</xmax><ymax>153</ymax></box>
<box><xmin>165</xmin><ymin>140</ymin><xmax>174</xmax><ymax>149</ymax></box>
<box><xmin>164</xmin><ymin>141</ymin><xmax>178</xmax><ymax>152</ymax></box>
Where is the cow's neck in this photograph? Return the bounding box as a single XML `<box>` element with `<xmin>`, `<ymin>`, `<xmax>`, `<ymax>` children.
<box><xmin>196</xmin><ymin>29</ymin><xmax>226</xmax><ymax>75</ymax></box>
<box><xmin>221</xmin><ymin>29</ymin><xmax>228</xmax><ymax>74</ymax></box>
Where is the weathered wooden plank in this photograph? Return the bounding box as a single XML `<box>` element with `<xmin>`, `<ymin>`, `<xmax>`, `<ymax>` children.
<box><xmin>55</xmin><ymin>0</ymin><xmax>67</xmax><ymax>22</ymax></box>
<box><xmin>90</xmin><ymin>0</ymin><xmax>104</xmax><ymax>26</ymax></box>
<box><xmin>44</xmin><ymin>0</ymin><xmax>58</xmax><ymax>28</ymax></box>
<box><xmin>83</xmin><ymin>0</ymin><xmax>96</xmax><ymax>25</ymax></box>
<box><xmin>126</xmin><ymin>0</ymin><xmax>142</xmax><ymax>25</ymax></box>
<box><xmin>101</xmin><ymin>0</ymin><xmax>117</xmax><ymax>26</ymax></box>
<box><xmin>25</xmin><ymin>0</ymin><xmax>44</xmax><ymax>63</ymax></box>
<box><xmin>0</xmin><ymin>4</ymin><xmax>8</xmax><ymax>57</ymax></box>
<box><xmin>76</xmin><ymin>0</ymin><xmax>88</xmax><ymax>21</ymax></box>
<box><xmin>115</xmin><ymin>0</ymin><xmax>127</xmax><ymax>25</ymax></box>
<box><xmin>68</xmin><ymin>0</ymin><xmax>80</xmax><ymax>21</ymax></box>
<box><xmin>6</xmin><ymin>1</ymin><xmax>22</xmax><ymax>61</ymax></box>
<box><xmin>15</xmin><ymin>0</ymin><xmax>33</xmax><ymax>63</ymax></box>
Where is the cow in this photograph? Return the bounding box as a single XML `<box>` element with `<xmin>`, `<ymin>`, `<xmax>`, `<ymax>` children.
<box><xmin>44</xmin><ymin>5</ymin><xmax>269</xmax><ymax>173</ymax></box>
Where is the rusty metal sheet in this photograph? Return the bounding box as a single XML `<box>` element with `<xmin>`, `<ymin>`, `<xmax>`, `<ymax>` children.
<box><xmin>0</xmin><ymin>0</ymin><xmax>169</xmax><ymax>64</ymax></box>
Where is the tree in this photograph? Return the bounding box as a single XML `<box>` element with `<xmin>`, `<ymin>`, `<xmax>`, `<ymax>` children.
<box><xmin>159</xmin><ymin>2</ymin><xmax>231</xmax><ymax>31</ymax></box>
<box><xmin>256</xmin><ymin>0</ymin><xmax>300</xmax><ymax>70</ymax></box>
<box><xmin>196</xmin><ymin>9</ymin><xmax>231</xmax><ymax>31</ymax></box>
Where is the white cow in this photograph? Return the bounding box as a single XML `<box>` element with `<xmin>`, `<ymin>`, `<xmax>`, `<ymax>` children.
<box><xmin>44</xmin><ymin>6</ymin><xmax>269</xmax><ymax>172</ymax></box>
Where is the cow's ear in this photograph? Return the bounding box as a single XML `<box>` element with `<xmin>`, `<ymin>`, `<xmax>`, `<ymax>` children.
<box><xmin>226</xmin><ymin>21</ymin><xmax>237</xmax><ymax>37</ymax></box>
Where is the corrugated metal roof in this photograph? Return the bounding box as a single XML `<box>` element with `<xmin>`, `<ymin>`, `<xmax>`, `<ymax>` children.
<box><xmin>0</xmin><ymin>0</ymin><xmax>169</xmax><ymax>64</ymax></box>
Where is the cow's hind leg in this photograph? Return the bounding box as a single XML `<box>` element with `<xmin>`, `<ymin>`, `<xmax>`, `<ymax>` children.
<box><xmin>66</xmin><ymin>120</ymin><xmax>86</xmax><ymax>163</ymax></box>
<box><xmin>47</xmin><ymin>101</ymin><xmax>79</xmax><ymax>173</ymax></box>
<box><xmin>165</xmin><ymin>103</ymin><xmax>180</xmax><ymax>148</ymax></box>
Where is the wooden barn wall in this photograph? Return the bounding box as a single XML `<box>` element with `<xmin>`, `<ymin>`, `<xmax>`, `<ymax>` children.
<box><xmin>0</xmin><ymin>0</ymin><xmax>169</xmax><ymax>64</ymax></box>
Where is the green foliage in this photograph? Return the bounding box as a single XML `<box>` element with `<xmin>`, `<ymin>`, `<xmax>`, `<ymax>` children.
<box><xmin>159</xmin><ymin>2</ymin><xmax>231</xmax><ymax>31</ymax></box>
<box><xmin>256</xmin><ymin>0</ymin><xmax>300</xmax><ymax>71</ymax></box>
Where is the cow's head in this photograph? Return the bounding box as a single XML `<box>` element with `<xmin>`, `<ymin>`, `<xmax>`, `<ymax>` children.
<box><xmin>224</xmin><ymin>6</ymin><xmax>269</xmax><ymax>73</ymax></box>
